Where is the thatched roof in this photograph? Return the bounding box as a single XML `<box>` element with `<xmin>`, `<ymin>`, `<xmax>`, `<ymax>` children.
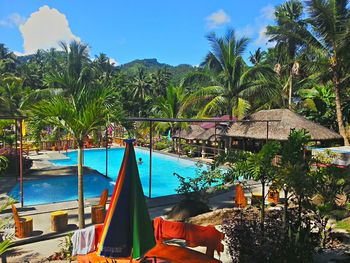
<box><xmin>173</xmin><ymin>125</ymin><xmax>205</xmax><ymax>140</ymax></box>
<box><xmin>225</xmin><ymin>109</ymin><xmax>342</xmax><ymax>141</ymax></box>
<box><xmin>196</xmin><ymin>127</ymin><xmax>225</xmax><ymax>142</ymax></box>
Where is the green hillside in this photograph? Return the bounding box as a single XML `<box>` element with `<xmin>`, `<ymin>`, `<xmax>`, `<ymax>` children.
<box><xmin>119</xmin><ymin>58</ymin><xmax>195</xmax><ymax>84</ymax></box>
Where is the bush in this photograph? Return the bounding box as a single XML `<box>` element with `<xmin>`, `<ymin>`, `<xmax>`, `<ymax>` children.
<box><xmin>0</xmin><ymin>148</ymin><xmax>33</xmax><ymax>175</ymax></box>
<box><xmin>154</xmin><ymin>141</ymin><xmax>168</xmax><ymax>150</ymax></box>
<box><xmin>222</xmin><ymin>208</ymin><xmax>322</xmax><ymax>263</ymax></box>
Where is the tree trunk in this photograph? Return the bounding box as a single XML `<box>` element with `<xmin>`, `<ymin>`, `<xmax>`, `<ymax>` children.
<box><xmin>283</xmin><ymin>188</ymin><xmax>288</xmax><ymax>229</ymax></box>
<box><xmin>261</xmin><ymin>178</ymin><xmax>265</xmax><ymax>232</ymax></box>
<box><xmin>334</xmin><ymin>79</ymin><xmax>349</xmax><ymax>145</ymax></box>
<box><xmin>77</xmin><ymin>142</ymin><xmax>85</xmax><ymax>229</ymax></box>
<box><xmin>288</xmin><ymin>74</ymin><xmax>292</xmax><ymax>109</ymax></box>
<box><xmin>171</xmin><ymin>126</ymin><xmax>175</xmax><ymax>152</ymax></box>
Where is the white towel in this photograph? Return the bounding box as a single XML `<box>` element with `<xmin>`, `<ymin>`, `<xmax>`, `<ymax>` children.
<box><xmin>71</xmin><ymin>225</ymin><xmax>96</xmax><ymax>256</ymax></box>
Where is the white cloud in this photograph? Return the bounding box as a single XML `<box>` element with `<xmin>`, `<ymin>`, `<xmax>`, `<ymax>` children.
<box><xmin>260</xmin><ymin>5</ymin><xmax>275</xmax><ymax>20</ymax></box>
<box><xmin>13</xmin><ymin>51</ymin><xmax>25</xmax><ymax>57</ymax></box>
<box><xmin>255</xmin><ymin>26</ymin><xmax>275</xmax><ymax>47</ymax></box>
<box><xmin>236</xmin><ymin>25</ymin><xmax>255</xmax><ymax>38</ymax></box>
<box><xmin>0</xmin><ymin>13</ymin><xmax>26</xmax><ymax>28</ymax></box>
<box><xmin>235</xmin><ymin>4</ymin><xmax>276</xmax><ymax>47</ymax></box>
<box><xmin>19</xmin><ymin>5</ymin><xmax>80</xmax><ymax>54</ymax></box>
<box><xmin>206</xmin><ymin>9</ymin><xmax>231</xmax><ymax>29</ymax></box>
<box><xmin>109</xmin><ymin>58</ymin><xmax>119</xmax><ymax>66</ymax></box>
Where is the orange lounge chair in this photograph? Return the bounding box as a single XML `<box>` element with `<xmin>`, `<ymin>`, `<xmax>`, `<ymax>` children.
<box><xmin>12</xmin><ymin>204</ymin><xmax>33</xmax><ymax>238</ymax></box>
<box><xmin>91</xmin><ymin>189</ymin><xmax>108</xmax><ymax>224</ymax></box>
<box><xmin>235</xmin><ymin>183</ymin><xmax>247</xmax><ymax>208</ymax></box>
<box><xmin>144</xmin><ymin>217</ymin><xmax>224</xmax><ymax>263</ymax></box>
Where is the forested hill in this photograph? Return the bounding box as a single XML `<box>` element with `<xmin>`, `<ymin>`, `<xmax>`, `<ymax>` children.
<box><xmin>119</xmin><ymin>58</ymin><xmax>195</xmax><ymax>84</ymax></box>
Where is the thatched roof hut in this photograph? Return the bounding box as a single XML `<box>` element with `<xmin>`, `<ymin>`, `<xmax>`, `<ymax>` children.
<box><xmin>196</xmin><ymin>127</ymin><xmax>226</xmax><ymax>142</ymax></box>
<box><xmin>226</xmin><ymin>109</ymin><xmax>342</xmax><ymax>141</ymax></box>
<box><xmin>173</xmin><ymin>125</ymin><xmax>206</xmax><ymax>140</ymax></box>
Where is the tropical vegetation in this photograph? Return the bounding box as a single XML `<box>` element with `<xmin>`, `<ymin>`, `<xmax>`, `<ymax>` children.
<box><xmin>1</xmin><ymin>0</ymin><xmax>350</xmax><ymax>232</ymax></box>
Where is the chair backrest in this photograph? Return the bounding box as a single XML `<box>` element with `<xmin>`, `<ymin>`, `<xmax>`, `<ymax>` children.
<box><xmin>153</xmin><ymin>217</ymin><xmax>224</xmax><ymax>258</ymax></box>
<box><xmin>99</xmin><ymin>189</ymin><xmax>108</xmax><ymax>206</ymax></box>
<box><xmin>235</xmin><ymin>184</ymin><xmax>247</xmax><ymax>208</ymax></box>
<box><xmin>11</xmin><ymin>204</ymin><xmax>20</xmax><ymax>227</ymax></box>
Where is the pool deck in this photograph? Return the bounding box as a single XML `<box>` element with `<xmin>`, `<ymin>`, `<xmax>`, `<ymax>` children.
<box><xmin>0</xmin><ymin>149</ymin><xmax>263</xmax><ymax>262</ymax></box>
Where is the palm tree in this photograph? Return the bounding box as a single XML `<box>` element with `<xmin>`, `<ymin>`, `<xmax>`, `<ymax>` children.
<box><xmin>33</xmin><ymin>85</ymin><xmax>121</xmax><ymax>229</ymax></box>
<box><xmin>0</xmin><ymin>44</ymin><xmax>16</xmax><ymax>74</ymax></box>
<box><xmin>249</xmin><ymin>48</ymin><xmax>267</xmax><ymax>65</ymax></box>
<box><xmin>150</xmin><ymin>68</ymin><xmax>171</xmax><ymax>97</ymax></box>
<box><xmin>43</xmin><ymin>41</ymin><xmax>92</xmax><ymax>96</ymax></box>
<box><xmin>266</xmin><ymin>0</ymin><xmax>308</xmax><ymax>109</ymax></box>
<box><xmin>183</xmin><ymin>29</ymin><xmax>275</xmax><ymax>119</ymax></box>
<box><xmin>92</xmin><ymin>53</ymin><xmax>116</xmax><ymax>82</ymax></box>
<box><xmin>130</xmin><ymin>67</ymin><xmax>152</xmax><ymax>116</ymax></box>
<box><xmin>152</xmin><ymin>86</ymin><xmax>187</xmax><ymax>151</ymax></box>
<box><xmin>301</xmin><ymin>0</ymin><xmax>350</xmax><ymax>145</ymax></box>
<box><xmin>0</xmin><ymin>76</ymin><xmax>30</xmax><ymax>115</ymax></box>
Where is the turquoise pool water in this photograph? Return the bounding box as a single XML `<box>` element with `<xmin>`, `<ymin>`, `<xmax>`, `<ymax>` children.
<box><xmin>9</xmin><ymin>174</ymin><xmax>115</xmax><ymax>206</ymax></box>
<box><xmin>9</xmin><ymin>148</ymin><xmax>203</xmax><ymax>205</ymax></box>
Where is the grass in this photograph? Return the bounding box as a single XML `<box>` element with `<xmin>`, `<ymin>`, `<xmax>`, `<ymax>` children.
<box><xmin>335</xmin><ymin>217</ymin><xmax>350</xmax><ymax>233</ymax></box>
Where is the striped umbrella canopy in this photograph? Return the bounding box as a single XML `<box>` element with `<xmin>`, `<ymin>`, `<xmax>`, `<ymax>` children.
<box><xmin>97</xmin><ymin>139</ymin><xmax>155</xmax><ymax>259</ymax></box>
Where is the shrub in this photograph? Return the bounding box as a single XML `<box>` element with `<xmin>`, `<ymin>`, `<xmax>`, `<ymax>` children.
<box><xmin>154</xmin><ymin>141</ymin><xmax>168</xmax><ymax>150</ymax></box>
<box><xmin>222</xmin><ymin>208</ymin><xmax>322</xmax><ymax>263</ymax></box>
<box><xmin>0</xmin><ymin>148</ymin><xmax>33</xmax><ymax>175</ymax></box>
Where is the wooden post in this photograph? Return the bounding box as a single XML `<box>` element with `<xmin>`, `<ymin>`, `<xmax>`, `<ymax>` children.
<box><xmin>19</xmin><ymin>119</ymin><xmax>23</xmax><ymax>208</ymax></box>
<box><xmin>149</xmin><ymin>121</ymin><xmax>153</xmax><ymax>199</ymax></box>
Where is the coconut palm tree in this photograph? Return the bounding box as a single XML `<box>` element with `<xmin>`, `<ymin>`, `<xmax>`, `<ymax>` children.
<box><xmin>130</xmin><ymin>67</ymin><xmax>152</xmax><ymax>116</ymax></box>
<box><xmin>150</xmin><ymin>68</ymin><xmax>171</xmax><ymax>97</ymax></box>
<box><xmin>266</xmin><ymin>0</ymin><xmax>308</xmax><ymax>109</ymax></box>
<box><xmin>152</xmin><ymin>86</ymin><xmax>187</xmax><ymax>151</ymax></box>
<box><xmin>301</xmin><ymin>0</ymin><xmax>350</xmax><ymax>145</ymax></box>
<box><xmin>43</xmin><ymin>41</ymin><xmax>92</xmax><ymax>96</ymax></box>
<box><xmin>33</xmin><ymin>84</ymin><xmax>121</xmax><ymax>229</ymax></box>
<box><xmin>0</xmin><ymin>44</ymin><xmax>16</xmax><ymax>74</ymax></box>
<box><xmin>0</xmin><ymin>76</ymin><xmax>30</xmax><ymax>115</ymax></box>
<box><xmin>249</xmin><ymin>48</ymin><xmax>267</xmax><ymax>65</ymax></box>
<box><xmin>182</xmin><ymin>29</ymin><xmax>275</xmax><ymax>119</ymax></box>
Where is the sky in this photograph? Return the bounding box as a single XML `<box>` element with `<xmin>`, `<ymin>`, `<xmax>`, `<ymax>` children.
<box><xmin>0</xmin><ymin>0</ymin><xmax>285</xmax><ymax>66</ymax></box>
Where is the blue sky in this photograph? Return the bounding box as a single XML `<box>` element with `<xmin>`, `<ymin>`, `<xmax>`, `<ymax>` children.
<box><xmin>0</xmin><ymin>0</ymin><xmax>285</xmax><ymax>66</ymax></box>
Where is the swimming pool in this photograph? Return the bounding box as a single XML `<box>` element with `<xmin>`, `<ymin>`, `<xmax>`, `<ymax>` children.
<box><xmin>9</xmin><ymin>174</ymin><xmax>115</xmax><ymax>206</ymax></box>
<box><xmin>9</xmin><ymin>148</ymin><xmax>204</xmax><ymax>205</ymax></box>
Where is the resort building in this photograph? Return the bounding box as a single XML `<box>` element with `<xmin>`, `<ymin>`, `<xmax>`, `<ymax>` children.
<box><xmin>174</xmin><ymin>109</ymin><xmax>343</xmax><ymax>156</ymax></box>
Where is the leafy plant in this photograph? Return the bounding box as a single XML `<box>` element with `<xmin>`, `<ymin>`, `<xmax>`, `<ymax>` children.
<box><xmin>222</xmin><ymin>208</ymin><xmax>321</xmax><ymax>263</ymax></box>
<box><xmin>174</xmin><ymin>162</ymin><xmax>224</xmax><ymax>203</ymax></box>
<box><xmin>0</xmin><ymin>197</ymin><xmax>14</xmax><ymax>256</ymax></box>
<box><xmin>0</xmin><ymin>156</ymin><xmax>8</xmax><ymax>174</ymax></box>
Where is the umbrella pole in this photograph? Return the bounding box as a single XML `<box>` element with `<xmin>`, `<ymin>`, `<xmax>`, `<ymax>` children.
<box><xmin>129</xmin><ymin>247</ymin><xmax>133</xmax><ymax>263</ymax></box>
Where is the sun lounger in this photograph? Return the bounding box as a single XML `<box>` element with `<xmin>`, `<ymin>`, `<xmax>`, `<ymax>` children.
<box><xmin>143</xmin><ymin>217</ymin><xmax>224</xmax><ymax>262</ymax></box>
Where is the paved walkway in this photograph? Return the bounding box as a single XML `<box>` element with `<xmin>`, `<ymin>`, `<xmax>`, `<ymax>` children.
<box><xmin>2</xmin><ymin>187</ymin><xmax>239</xmax><ymax>263</ymax></box>
<box><xmin>0</xmin><ymin>150</ymin><xmax>274</xmax><ymax>263</ymax></box>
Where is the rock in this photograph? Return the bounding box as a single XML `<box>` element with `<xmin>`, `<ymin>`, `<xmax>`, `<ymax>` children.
<box><xmin>166</xmin><ymin>199</ymin><xmax>210</xmax><ymax>221</ymax></box>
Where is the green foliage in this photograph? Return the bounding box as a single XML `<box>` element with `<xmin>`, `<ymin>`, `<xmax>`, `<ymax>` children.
<box><xmin>223</xmin><ymin>209</ymin><xmax>320</xmax><ymax>263</ymax></box>
<box><xmin>0</xmin><ymin>197</ymin><xmax>14</xmax><ymax>256</ymax></box>
<box><xmin>59</xmin><ymin>232</ymin><xmax>74</xmax><ymax>259</ymax></box>
<box><xmin>0</xmin><ymin>155</ymin><xmax>8</xmax><ymax>173</ymax></box>
<box><xmin>119</xmin><ymin>58</ymin><xmax>194</xmax><ymax>85</ymax></box>
<box><xmin>153</xmin><ymin>140</ymin><xmax>169</xmax><ymax>151</ymax></box>
<box><xmin>336</xmin><ymin>219</ymin><xmax>350</xmax><ymax>233</ymax></box>
<box><xmin>174</xmin><ymin>162</ymin><xmax>224</xmax><ymax>203</ymax></box>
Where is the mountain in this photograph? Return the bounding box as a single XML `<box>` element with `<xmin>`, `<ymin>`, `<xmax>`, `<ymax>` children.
<box><xmin>118</xmin><ymin>58</ymin><xmax>195</xmax><ymax>84</ymax></box>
